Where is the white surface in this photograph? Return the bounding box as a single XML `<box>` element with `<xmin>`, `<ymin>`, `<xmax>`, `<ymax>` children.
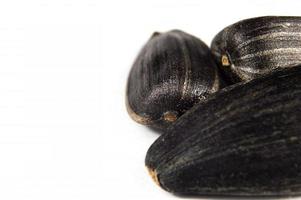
<box><xmin>0</xmin><ymin>0</ymin><xmax>301</xmax><ymax>199</ymax></box>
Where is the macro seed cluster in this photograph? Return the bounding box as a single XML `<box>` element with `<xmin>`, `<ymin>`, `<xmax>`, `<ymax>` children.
<box><xmin>126</xmin><ymin>16</ymin><xmax>301</xmax><ymax>197</ymax></box>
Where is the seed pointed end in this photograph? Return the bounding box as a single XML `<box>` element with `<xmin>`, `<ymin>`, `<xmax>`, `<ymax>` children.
<box><xmin>147</xmin><ymin>167</ymin><xmax>160</xmax><ymax>186</ymax></box>
<box><xmin>221</xmin><ymin>55</ymin><xmax>230</xmax><ymax>67</ymax></box>
<box><xmin>163</xmin><ymin>111</ymin><xmax>177</xmax><ymax>123</ymax></box>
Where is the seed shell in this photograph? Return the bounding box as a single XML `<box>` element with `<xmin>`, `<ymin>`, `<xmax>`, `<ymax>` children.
<box><xmin>146</xmin><ymin>66</ymin><xmax>301</xmax><ymax>196</ymax></box>
<box><xmin>126</xmin><ymin>30</ymin><xmax>223</xmax><ymax>131</ymax></box>
<box><xmin>211</xmin><ymin>16</ymin><xmax>301</xmax><ymax>82</ymax></box>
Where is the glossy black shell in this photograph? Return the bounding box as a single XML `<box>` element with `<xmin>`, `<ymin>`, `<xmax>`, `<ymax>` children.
<box><xmin>146</xmin><ymin>66</ymin><xmax>301</xmax><ymax>196</ymax></box>
<box><xmin>126</xmin><ymin>30</ymin><xmax>222</xmax><ymax>131</ymax></box>
<box><xmin>211</xmin><ymin>16</ymin><xmax>301</xmax><ymax>83</ymax></box>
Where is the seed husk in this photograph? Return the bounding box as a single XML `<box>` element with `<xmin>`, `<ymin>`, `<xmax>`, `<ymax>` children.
<box><xmin>211</xmin><ymin>16</ymin><xmax>301</xmax><ymax>83</ymax></box>
<box><xmin>126</xmin><ymin>30</ymin><xmax>223</xmax><ymax>131</ymax></box>
<box><xmin>145</xmin><ymin>66</ymin><xmax>301</xmax><ymax>196</ymax></box>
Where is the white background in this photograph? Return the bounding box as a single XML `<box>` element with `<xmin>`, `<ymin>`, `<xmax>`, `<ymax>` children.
<box><xmin>1</xmin><ymin>0</ymin><xmax>301</xmax><ymax>199</ymax></box>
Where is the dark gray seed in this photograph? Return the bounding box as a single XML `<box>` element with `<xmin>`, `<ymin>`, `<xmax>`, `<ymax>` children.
<box><xmin>126</xmin><ymin>30</ymin><xmax>223</xmax><ymax>131</ymax></box>
<box><xmin>145</xmin><ymin>66</ymin><xmax>301</xmax><ymax>196</ymax></box>
<box><xmin>211</xmin><ymin>16</ymin><xmax>301</xmax><ymax>83</ymax></box>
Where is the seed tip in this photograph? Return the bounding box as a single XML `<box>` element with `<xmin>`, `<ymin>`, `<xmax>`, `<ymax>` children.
<box><xmin>163</xmin><ymin>111</ymin><xmax>177</xmax><ymax>122</ymax></box>
<box><xmin>151</xmin><ymin>32</ymin><xmax>161</xmax><ymax>38</ymax></box>
<box><xmin>147</xmin><ymin>167</ymin><xmax>160</xmax><ymax>186</ymax></box>
<box><xmin>221</xmin><ymin>55</ymin><xmax>230</xmax><ymax>66</ymax></box>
